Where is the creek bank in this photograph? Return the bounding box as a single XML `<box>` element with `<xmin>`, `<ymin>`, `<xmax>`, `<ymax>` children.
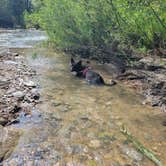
<box><xmin>73</xmin><ymin>51</ymin><xmax>166</xmax><ymax>111</ymax></box>
<box><xmin>0</xmin><ymin>50</ymin><xmax>41</xmax><ymax>162</ymax></box>
<box><xmin>0</xmin><ymin>50</ymin><xmax>40</xmax><ymax>127</ymax></box>
<box><xmin>114</xmin><ymin>55</ymin><xmax>166</xmax><ymax>112</ymax></box>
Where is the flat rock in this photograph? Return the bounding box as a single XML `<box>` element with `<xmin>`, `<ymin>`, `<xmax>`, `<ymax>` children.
<box><xmin>12</xmin><ymin>91</ymin><xmax>25</xmax><ymax>98</ymax></box>
<box><xmin>4</xmin><ymin>60</ymin><xmax>18</xmax><ymax>65</ymax></box>
<box><xmin>23</xmin><ymin>80</ymin><xmax>36</xmax><ymax>87</ymax></box>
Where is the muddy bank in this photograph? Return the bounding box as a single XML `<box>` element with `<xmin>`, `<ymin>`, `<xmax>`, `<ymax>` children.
<box><xmin>117</xmin><ymin>56</ymin><xmax>166</xmax><ymax>112</ymax></box>
<box><xmin>99</xmin><ymin>54</ymin><xmax>166</xmax><ymax>112</ymax></box>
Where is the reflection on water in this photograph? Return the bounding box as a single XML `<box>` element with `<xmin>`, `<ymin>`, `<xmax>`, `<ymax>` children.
<box><xmin>1</xmin><ymin>30</ymin><xmax>166</xmax><ymax>166</ymax></box>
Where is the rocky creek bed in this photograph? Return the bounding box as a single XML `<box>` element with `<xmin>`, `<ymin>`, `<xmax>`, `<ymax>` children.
<box><xmin>0</xmin><ymin>50</ymin><xmax>40</xmax><ymax>162</ymax></box>
<box><xmin>0</xmin><ymin>48</ymin><xmax>165</xmax><ymax>165</ymax></box>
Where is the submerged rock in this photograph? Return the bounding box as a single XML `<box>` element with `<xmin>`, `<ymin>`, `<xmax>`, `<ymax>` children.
<box><xmin>89</xmin><ymin>140</ymin><xmax>101</xmax><ymax>148</ymax></box>
<box><xmin>120</xmin><ymin>145</ymin><xmax>143</xmax><ymax>161</ymax></box>
<box><xmin>0</xmin><ymin>126</ymin><xmax>21</xmax><ymax>162</ymax></box>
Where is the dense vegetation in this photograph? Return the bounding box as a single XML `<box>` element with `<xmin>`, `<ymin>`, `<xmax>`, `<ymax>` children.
<box><xmin>26</xmin><ymin>0</ymin><xmax>166</xmax><ymax>60</ymax></box>
<box><xmin>0</xmin><ymin>0</ymin><xmax>30</xmax><ymax>28</ymax></box>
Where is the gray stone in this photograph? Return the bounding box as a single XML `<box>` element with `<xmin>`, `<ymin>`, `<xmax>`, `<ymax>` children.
<box><xmin>120</xmin><ymin>145</ymin><xmax>143</xmax><ymax>161</ymax></box>
<box><xmin>12</xmin><ymin>91</ymin><xmax>25</xmax><ymax>98</ymax></box>
<box><xmin>24</xmin><ymin>80</ymin><xmax>36</xmax><ymax>87</ymax></box>
<box><xmin>4</xmin><ymin>60</ymin><xmax>18</xmax><ymax>65</ymax></box>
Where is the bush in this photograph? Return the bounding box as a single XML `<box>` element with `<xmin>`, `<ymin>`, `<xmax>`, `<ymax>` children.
<box><xmin>26</xmin><ymin>0</ymin><xmax>166</xmax><ymax>59</ymax></box>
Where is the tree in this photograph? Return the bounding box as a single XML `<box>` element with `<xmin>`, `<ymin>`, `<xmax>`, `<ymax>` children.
<box><xmin>0</xmin><ymin>0</ymin><xmax>31</xmax><ymax>27</ymax></box>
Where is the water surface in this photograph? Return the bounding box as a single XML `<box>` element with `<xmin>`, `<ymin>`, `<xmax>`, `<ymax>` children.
<box><xmin>1</xmin><ymin>29</ymin><xmax>165</xmax><ymax>166</ymax></box>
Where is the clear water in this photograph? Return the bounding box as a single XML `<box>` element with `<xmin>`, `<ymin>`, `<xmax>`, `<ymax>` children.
<box><xmin>1</xmin><ymin>30</ymin><xmax>165</xmax><ymax>166</ymax></box>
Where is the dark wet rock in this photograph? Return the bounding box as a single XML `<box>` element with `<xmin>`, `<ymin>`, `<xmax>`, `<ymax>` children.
<box><xmin>10</xmin><ymin>105</ymin><xmax>22</xmax><ymax>113</ymax></box>
<box><xmin>30</xmin><ymin>88</ymin><xmax>40</xmax><ymax>100</ymax></box>
<box><xmin>33</xmin><ymin>93</ymin><xmax>40</xmax><ymax>100</ymax></box>
<box><xmin>0</xmin><ymin>117</ymin><xmax>8</xmax><ymax>126</ymax></box>
<box><xmin>109</xmin><ymin>79</ymin><xmax>117</xmax><ymax>86</ymax></box>
<box><xmin>162</xmin><ymin>120</ymin><xmax>166</xmax><ymax>126</ymax></box>
<box><xmin>7</xmin><ymin>118</ymin><xmax>20</xmax><ymax>126</ymax></box>
<box><xmin>80</xmin><ymin>115</ymin><xmax>89</xmax><ymax>121</ymax></box>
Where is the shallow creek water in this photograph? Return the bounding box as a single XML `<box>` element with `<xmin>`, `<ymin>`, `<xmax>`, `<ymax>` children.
<box><xmin>0</xmin><ymin>30</ymin><xmax>166</xmax><ymax>166</ymax></box>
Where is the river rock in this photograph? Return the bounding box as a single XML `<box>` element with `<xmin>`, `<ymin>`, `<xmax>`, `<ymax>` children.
<box><xmin>30</xmin><ymin>89</ymin><xmax>40</xmax><ymax>100</ymax></box>
<box><xmin>23</xmin><ymin>80</ymin><xmax>36</xmax><ymax>87</ymax></box>
<box><xmin>110</xmin><ymin>79</ymin><xmax>117</xmax><ymax>86</ymax></box>
<box><xmin>120</xmin><ymin>145</ymin><xmax>143</xmax><ymax>161</ymax></box>
<box><xmin>4</xmin><ymin>60</ymin><xmax>18</xmax><ymax>65</ymax></box>
<box><xmin>12</xmin><ymin>91</ymin><xmax>25</xmax><ymax>99</ymax></box>
<box><xmin>89</xmin><ymin>140</ymin><xmax>101</xmax><ymax>148</ymax></box>
<box><xmin>0</xmin><ymin>117</ymin><xmax>8</xmax><ymax>126</ymax></box>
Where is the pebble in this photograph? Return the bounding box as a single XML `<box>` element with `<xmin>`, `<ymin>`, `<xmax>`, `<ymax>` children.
<box><xmin>89</xmin><ymin>140</ymin><xmax>101</xmax><ymax>148</ymax></box>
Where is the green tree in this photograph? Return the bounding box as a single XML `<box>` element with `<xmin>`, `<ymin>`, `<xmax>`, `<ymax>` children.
<box><xmin>0</xmin><ymin>0</ymin><xmax>31</xmax><ymax>27</ymax></box>
<box><xmin>26</xmin><ymin>0</ymin><xmax>166</xmax><ymax>58</ymax></box>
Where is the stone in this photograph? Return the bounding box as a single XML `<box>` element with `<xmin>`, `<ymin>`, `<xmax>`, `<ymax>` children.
<box><xmin>0</xmin><ymin>117</ymin><xmax>8</xmax><ymax>126</ymax></box>
<box><xmin>12</xmin><ymin>91</ymin><xmax>25</xmax><ymax>99</ymax></box>
<box><xmin>120</xmin><ymin>145</ymin><xmax>143</xmax><ymax>161</ymax></box>
<box><xmin>4</xmin><ymin>60</ymin><xmax>18</xmax><ymax>65</ymax></box>
<box><xmin>109</xmin><ymin>79</ymin><xmax>117</xmax><ymax>86</ymax></box>
<box><xmin>23</xmin><ymin>80</ymin><xmax>36</xmax><ymax>87</ymax></box>
<box><xmin>30</xmin><ymin>89</ymin><xmax>40</xmax><ymax>100</ymax></box>
<box><xmin>89</xmin><ymin>140</ymin><xmax>101</xmax><ymax>148</ymax></box>
<box><xmin>52</xmin><ymin>101</ymin><xmax>61</xmax><ymax>107</ymax></box>
<box><xmin>66</xmin><ymin>144</ymin><xmax>84</xmax><ymax>155</ymax></box>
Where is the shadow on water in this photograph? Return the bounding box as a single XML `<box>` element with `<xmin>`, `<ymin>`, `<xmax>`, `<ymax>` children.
<box><xmin>1</xmin><ymin>30</ymin><xmax>166</xmax><ymax>166</ymax></box>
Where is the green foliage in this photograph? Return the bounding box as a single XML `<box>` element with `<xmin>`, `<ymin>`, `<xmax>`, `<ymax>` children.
<box><xmin>26</xmin><ymin>0</ymin><xmax>166</xmax><ymax>57</ymax></box>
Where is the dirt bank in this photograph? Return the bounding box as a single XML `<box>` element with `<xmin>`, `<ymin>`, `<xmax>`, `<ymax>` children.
<box><xmin>114</xmin><ymin>55</ymin><xmax>166</xmax><ymax>112</ymax></box>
